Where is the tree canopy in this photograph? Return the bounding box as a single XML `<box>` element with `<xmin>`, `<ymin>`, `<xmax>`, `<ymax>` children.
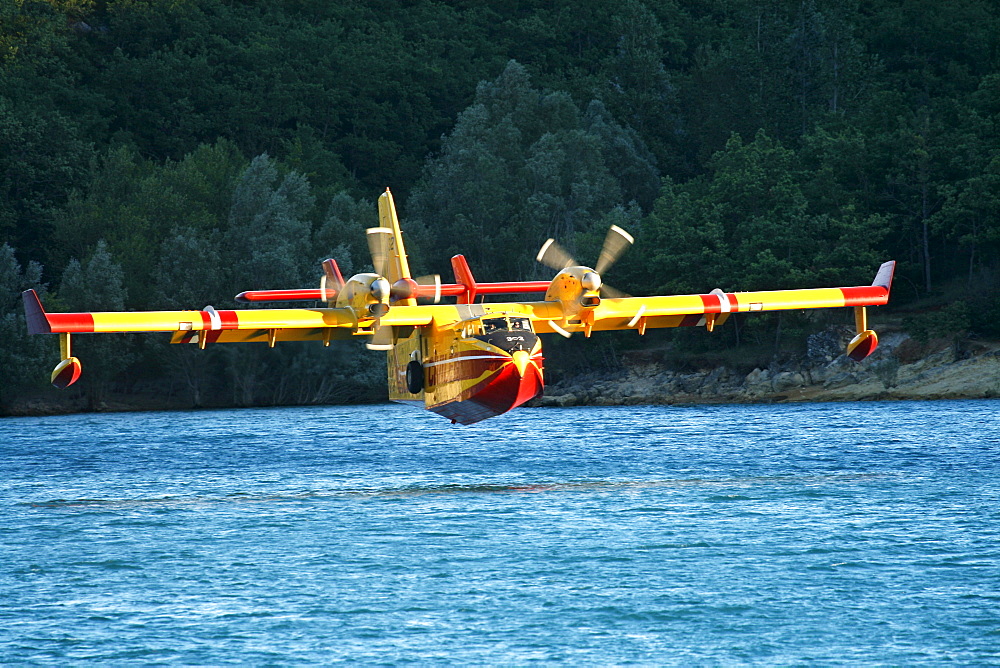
<box><xmin>2</xmin><ymin>0</ymin><xmax>999</xmax><ymax>409</ymax></box>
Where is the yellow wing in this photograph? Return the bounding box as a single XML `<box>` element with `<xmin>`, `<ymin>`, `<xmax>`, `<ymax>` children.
<box><xmin>22</xmin><ymin>259</ymin><xmax>895</xmax><ymax>389</ymax></box>
<box><xmin>430</xmin><ymin>261</ymin><xmax>896</xmax><ymax>361</ymax></box>
<box><xmin>22</xmin><ymin>261</ymin><xmax>893</xmax><ymax>342</ymax></box>
<box><xmin>22</xmin><ymin>288</ymin><xmax>402</xmax><ymax>387</ymax></box>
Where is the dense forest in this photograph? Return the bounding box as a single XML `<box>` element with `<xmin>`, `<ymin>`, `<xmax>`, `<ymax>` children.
<box><xmin>2</xmin><ymin>0</ymin><xmax>999</xmax><ymax>412</ymax></box>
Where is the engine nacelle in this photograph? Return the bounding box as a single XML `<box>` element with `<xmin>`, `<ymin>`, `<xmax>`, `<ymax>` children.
<box><xmin>544</xmin><ymin>266</ymin><xmax>602</xmax><ymax>317</ymax></box>
<box><xmin>336</xmin><ymin>273</ymin><xmax>391</xmax><ymax>321</ymax></box>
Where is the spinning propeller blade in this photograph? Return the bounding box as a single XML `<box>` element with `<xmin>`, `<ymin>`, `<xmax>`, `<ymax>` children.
<box><xmin>366</xmin><ymin>227</ymin><xmax>393</xmax><ymax>277</ymax></box>
<box><xmin>366</xmin><ymin>320</ymin><xmax>394</xmax><ymax>350</ymax></box>
<box><xmin>535</xmin><ymin>224</ymin><xmax>635</xmax><ymax>301</ymax></box>
<box><xmin>536</xmin><ymin>238</ymin><xmax>577</xmax><ymax>271</ymax></box>
<box><xmin>595</xmin><ymin>225</ymin><xmax>634</xmax><ymax>275</ymax></box>
<box><xmin>599</xmin><ymin>283</ymin><xmax>630</xmax><ymax>299</ymax></box>
<box><xmin>536</xmin><ymin>224</ymin><xmax>634</xmax><ymax>275</ymax></box>
<box><xmin>388</xmin><ymin>275</ymin><xmax>442</xmax><ymax>304</ymax></box>
<box><xmin>415</xmin><ymin>274</ymin><xmax>442</xmax><ymax>304</ymax></box>
<box><xmin>357</xmin><ymin>242</ymin><xmax>394</xmax><ymax>348</ymax></box>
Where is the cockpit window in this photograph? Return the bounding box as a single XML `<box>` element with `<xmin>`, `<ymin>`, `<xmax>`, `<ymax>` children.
<box><xmin>480</xmin><ymin>316</ymin><xmax>533</xmax><ymax>333</ymax></box>
<box><xmin>482</xmin><ymin>318</ymin><xmax>506</xmax><ymax>333</ymax></box>
<box><xmin>471</xmin><ymin>315</ymin><xmax>538</xmax><ymax>352</ymax></box>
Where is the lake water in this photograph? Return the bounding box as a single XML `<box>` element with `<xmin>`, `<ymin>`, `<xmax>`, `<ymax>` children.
<box><xmin>2</xmin><ymin>400</ymin><xmax>999</xmax><ymax>664</ymax></box>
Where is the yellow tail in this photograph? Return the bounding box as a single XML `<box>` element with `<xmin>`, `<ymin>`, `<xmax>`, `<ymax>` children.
<box><xmin>375</xmin><ymin>189</ymin><xmax>416</xmax><ymax>306</ymax></box>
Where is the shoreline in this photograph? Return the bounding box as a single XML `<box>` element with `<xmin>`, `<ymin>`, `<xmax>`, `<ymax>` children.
<box><xmin>6</xmin><ymin>332</ymin><xmax>998</xmax><ymax>418</ymax></box>
<box><xmin>534</xmin><ymin>331</ymin><xmax>1000</xmax><ymax>409</ymax></box>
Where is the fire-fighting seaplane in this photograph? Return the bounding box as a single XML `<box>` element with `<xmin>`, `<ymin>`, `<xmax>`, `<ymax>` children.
<box><xmin>22</xmin><ymin>189</ymin><xmax>895</xmax><ymax>425</ymax></box>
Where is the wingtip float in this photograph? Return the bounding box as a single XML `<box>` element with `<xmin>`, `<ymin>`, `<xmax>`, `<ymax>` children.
<box><xmin>23</xmin><ymin>188</ymin><xmax>895</xmax><ymax>425</ymax></box>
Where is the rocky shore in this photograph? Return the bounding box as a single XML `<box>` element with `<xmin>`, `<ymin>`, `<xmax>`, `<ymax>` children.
<box><xmin>535</xmin><ymin>329</ymin><xmax>1000</xmax><ymax>408</ymax></box>
<box><xmin>6</xmin><ymin>328</ymin><xmax>998</xmax><ymax>418</ymax></box>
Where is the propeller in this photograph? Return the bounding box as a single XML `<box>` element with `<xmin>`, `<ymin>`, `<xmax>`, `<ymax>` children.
<box><xmin>536</xmin><ymin>224</ymin><xmax>634</xmax><ymax>297</ymax></box>
<box><xmin>536</xmin><ymin>237</ymin><xmax>577</xmax><ymax>271</ymax></box>
<box><xmin>366</xmin><ymin>226</ymin><xmax>393</xmax><ymax>278</ymax></box>
<box><xmin>366</xmin><ymin>319</ymin><xmax>394</xmax><ymax>350</ymax></box>
<box><xmin>414</xmin><ymin>275</ymin><xmax>443</xmax><ymax>303</ymax></box>
<box><xmin>359</xmin><ymin>228</ymin><xmax>392</xmax><ymax>349</ymax></box>
<box><xmin>364</xmin><ymin>226</ymin><xmax>443</xmax><ymax>350</ymax></box>
<box><xmin>596</xmin><ymin>225</ymin><xmax>634</xmax><ymax>275</ymax></box>
<box><xmin>535</xmin><ymin>225</ymin><xmax>634</xmax><ymax>337</ymax></box>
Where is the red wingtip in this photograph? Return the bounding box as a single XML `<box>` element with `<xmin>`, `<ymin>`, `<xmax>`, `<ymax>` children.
<box><xmin>22</xmin><ymin>289</ymin><xmax>52</xmax><ymax>334</ymax></box>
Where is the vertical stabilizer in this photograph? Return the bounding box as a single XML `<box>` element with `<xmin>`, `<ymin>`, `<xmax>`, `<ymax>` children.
<box><xmin>376</xmin><ymin>188</ymin><xmax>416</xmax><ymax>306</ymax></box>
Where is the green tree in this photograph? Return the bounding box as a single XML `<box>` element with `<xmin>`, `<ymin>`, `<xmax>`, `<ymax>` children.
<box><xmin>221</xmin><ymin>154</ymin><xmax>316</xmax><ymax>405</ymax></box>
<box><xmin>582</xmin><ymin>100</ymin><xmax>660</xmax><ymax>212</ymax></box>
<box><xmin>787</xmin><ymin>0</ymin><xmax>879</xmax><ymax>130</ymax></box>
<box><xmin>148</xmin><ymin>227</ymin><xmax>223</xmax><ymax>407</ymax></box>
<box><xmin>409</xmin><ymin>60</ymin><xmax>658</xmax><ymax>280</ymax></box>
<box><xmin>932</xmin><ymin>152</ymin><xmax>1000</xmax><ymax>286</ymax></box>
<box><xmin>314</xmin><ymin>191</ymin><xmax>372</xmax><ymax>276</ymax></box>
<box><xmin>0</xmin><ymin>244</ymin><xmax>49</xmax><ymax>408</ymax></box>
<box><xmin>643</xmin><ymin>131</ymin><xmax>884</xmax><ymax>296</ymax></box>
<box><xmin>599</xmin><ymin>0</ymin><xmax>682</xmax><ymax>173</ymax></box>
<box><xmin>873</xmin><ymin>100</ymin><xmax>981</xmax><ymax>293</ymax></box>
<box><xmin>0</xmin><ymin>99</ymin><xmax>91</xmax><ymax>266</ymax></box>
<box><xmin>57</xmin><ymin>240</ymin><xmax>131</xmax><ymax>408</ymax></box>
<box><xmin>865</xmin><ymin>0</ymin><xmax>999</xmax><ymax>99</ymax></box>
<box><xmin>224</xmin><ymin>153</ymin><xmax>315</xmax><ymax>294</ymax></box>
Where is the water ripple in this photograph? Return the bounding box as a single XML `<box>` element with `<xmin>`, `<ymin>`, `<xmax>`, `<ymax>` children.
<box><xmin>2</xmin><ymin>401</ymin><xmax>1000</xmax><ymax>664</ymax></box>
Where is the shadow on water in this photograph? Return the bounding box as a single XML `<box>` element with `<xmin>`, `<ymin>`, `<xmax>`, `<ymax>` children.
<box><xmin>24</xmin><ymin>472</ymin><xmax>882</xmax><ymax>509</ymax></box>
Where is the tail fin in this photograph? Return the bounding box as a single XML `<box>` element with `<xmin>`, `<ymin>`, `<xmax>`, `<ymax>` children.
<box><xmin>375</xmin><ymin>189</ymin><xmax>415</xmax><ymax>306</ymax></box>
<box><xmin>450</xmin><ymin>255</ymin><xmax>478</xmax><ymax>305</ymax></box>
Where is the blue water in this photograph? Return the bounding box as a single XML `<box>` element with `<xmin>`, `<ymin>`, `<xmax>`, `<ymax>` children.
<box><xmin>2</xmin><ymin>401</ymin><xmax>1000</xmax><ymax>664</ymax></box>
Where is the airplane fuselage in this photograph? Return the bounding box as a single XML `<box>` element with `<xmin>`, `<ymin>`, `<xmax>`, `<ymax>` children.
<box><xmin>387</xmin><ymin>313</ymin><xmax>544</xmax><ymax>425</ymax></box>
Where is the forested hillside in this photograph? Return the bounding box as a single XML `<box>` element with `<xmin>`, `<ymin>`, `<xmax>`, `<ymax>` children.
<box><xmin>2</xmin><ymin>0</ymin><xmax>999</xmax><ymax>412</ymax></box>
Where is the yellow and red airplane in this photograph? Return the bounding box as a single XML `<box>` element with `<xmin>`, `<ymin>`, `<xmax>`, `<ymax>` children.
<box><xmin>22</xmin><ymin>189</ymin><xmax>895</xmax><ymax>424</ymax></box>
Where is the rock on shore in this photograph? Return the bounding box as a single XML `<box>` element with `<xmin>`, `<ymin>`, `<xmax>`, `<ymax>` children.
<box><xmin>535</xmin><ymin>330</ymin><xmax>1000</xmax><ymax>408</ymax></box>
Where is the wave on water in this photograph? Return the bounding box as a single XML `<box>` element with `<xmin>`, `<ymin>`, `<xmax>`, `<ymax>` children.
<box><xmin>5</xmin><ymin>402</ymin><xmax>1000</xmax><ymax>665</ymax></box>
<box><xmin>22</xmin><ymin>472</ymin><xmax>884</xmax><ymax>509</ymax></box>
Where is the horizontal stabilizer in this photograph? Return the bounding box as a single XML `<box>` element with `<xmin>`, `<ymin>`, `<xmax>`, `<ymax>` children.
<box><xmin>236</xmin><ymin>289</ymin><xmax>328</xmax><ymax>303</ymax></box>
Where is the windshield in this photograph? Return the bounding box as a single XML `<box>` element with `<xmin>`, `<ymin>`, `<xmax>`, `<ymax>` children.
<box><xmin>482</xmin><ymin>318</ymin><xmax>506</xmax><ymax>333</ymax></box>
<box><xmin>481</xmin><ymin>317</ymin><xmax>532</xmax><ymax>333</ymax></box>
<box><xmin>472</xmin><ymin>316</ymin><xmax>538</xmax><ymax>352</ymax></box>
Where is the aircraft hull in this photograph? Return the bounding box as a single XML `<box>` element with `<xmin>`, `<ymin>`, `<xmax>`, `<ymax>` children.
<box><xmin>425</xmin><ymin>350</ymin><xmax>544</xmax><ymax>425</ymax></box>
<box><xmin>388</xmin><ymin>328</ymin><xmax>544</xmax><ymax>425</ymax></box>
